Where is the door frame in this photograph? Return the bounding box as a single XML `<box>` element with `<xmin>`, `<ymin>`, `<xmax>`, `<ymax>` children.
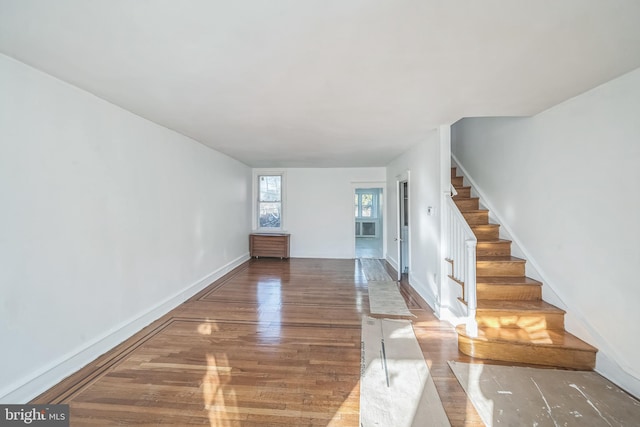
<box><xmin>395</xmin><ymin>171</ymin><xmax>410</xmax><ymax>281</ymax></box>
<box><xmin>351</xmin><ymin>181</ymin><xmax>386</xmax><ymax>259</ymax></box>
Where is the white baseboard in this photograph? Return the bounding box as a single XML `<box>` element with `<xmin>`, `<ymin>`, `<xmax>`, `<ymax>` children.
<box><xmin>435</xmin><ymin>306</ymin><xmax>466</xmax><ymax>326</ymax></box>
<box><xmin>407</xmin><ymin>274</ymin><xmax>436</xmax><ymax>312</ymax></box>
<box><xmin>386</xmin><ymin>255</ymin><xmax>399</xmax><ymax>273</ymax></box>
<box><xmin>596</xmin><ymin>353</ymin><xmax>640</xmax><ymax>399</ymax></box>
<box><xmin>436</xmin><ymin>277</ymin><xmax>467</xmax><ymax>326</ymax></box>
<box><xmin>0</xmin><ymin>253</ymin><xmax>250</xmax><ymax>403</ymax></box>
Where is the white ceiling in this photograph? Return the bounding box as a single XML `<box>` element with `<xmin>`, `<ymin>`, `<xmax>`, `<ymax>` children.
<box><xmin>2</xmin><ymin>1</ymin><xmax>640</xmax><ymax>167</ymax></box>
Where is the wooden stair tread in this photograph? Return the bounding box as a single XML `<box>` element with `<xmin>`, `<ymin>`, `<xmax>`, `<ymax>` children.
<box><xmin>451</xmin><ymin>176</ymin><xmax>464</xmax><ymax>186</ymax></box>
<box><xmin>476</xmin><ymin>276</ymin><xmax>541</xmax><ymax>285</ymax></box>
<box><xmin>471</xmin><ymin>225</ymin><xmax>499</xmax><ymax>232</ymax></box>
<box><xmin>476</xmin><ymin>280</ymin><xmax>542</xmax><ymax>301</ymax></box>
<box><xmin>453</xmin><ymin>189</ymin><xmax>471</xmax><ymax>199</ymax></box>
<box><xmin>477</xmin><ymin>257</ymin><xmax>525</xmax><ymax>276</ymax></box>
<box><xmin>452</xmin><ymin>166</ymin><xmax>598</xmax><ymax>369</ymax></box>
<box><xmin>477</xmin><ymin>238</ymin><xmax>511</xmax><ymax>244</ymax></box>
<box><xmin>456</xmin><ymin>324</ymin><xmax>597</xmax><ymax>352</ymax></box>
<box><xmin>476</xmin><ymin>239</ymin><xmax>513</xmax><ymax>256</ymax></box>
<box><xmin>471</xmin><ymin>224</ymin><xmax>500</xmax><ymax>240</ymax></box>
<box><xmin>455</xmin><ymin>200</ymin><xmax>480</xmax><ymax>210</ymax></box>
<box><xmin>476</xmin><ymin>299</ymin><xmax>565</xmax><ymax>314</ymax></box>
<box><xmin>477</xmin><ymin>256</ymin><xmax>525</xmax><ymax>262</ymax></box>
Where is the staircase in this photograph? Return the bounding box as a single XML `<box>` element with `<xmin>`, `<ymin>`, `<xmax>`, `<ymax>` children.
<box><xmin>451</xmin><ymin>167</ymin><xmax>597</xmax><ymax>370</ymax></box>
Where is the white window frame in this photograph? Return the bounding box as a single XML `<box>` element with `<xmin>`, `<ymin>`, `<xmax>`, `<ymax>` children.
<box><xmin>253</xmin><ymin>170</ymin><xmax>286</xmax><ymax>231</ymax></box>
<box><xmin>355</xmin><ymin>190</ymin><xmax>378</xmax><ymax>219</ymax></box>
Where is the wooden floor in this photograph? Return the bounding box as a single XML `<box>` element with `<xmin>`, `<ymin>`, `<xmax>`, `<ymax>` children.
<box><xmin>33</xmin><ymin>258</ymin><xmax>486</xmax><ymax>426</ymax></box>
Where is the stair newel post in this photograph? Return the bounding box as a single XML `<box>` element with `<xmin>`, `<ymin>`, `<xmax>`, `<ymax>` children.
<box><xmin>465</xmin><ymin>239</ymin><xmax>478</xmax><ymax>337</ymax></box>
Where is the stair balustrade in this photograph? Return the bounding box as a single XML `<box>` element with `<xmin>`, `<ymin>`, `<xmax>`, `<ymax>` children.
<box><xmin>444</xmin><ymin>192</ymin><xmax>478</xmax><ymax>337</ymax></box>
<box><xmin>449</xmin><ymin>166</ymin><xmax>596</xmax><ymax>368</ymax></box>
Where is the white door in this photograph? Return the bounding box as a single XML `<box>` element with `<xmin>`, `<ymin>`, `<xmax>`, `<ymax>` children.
<box><xmin>396</xmin><ymin>180</ymin><xmax>402</xmax><ymax>281</ymax></box>
<box><xmin>396</xmin><ymin>180</ymin><xmax>409</xmax><ymax>281</ymax></box>
<box><xmin>401</xmin><ymin>181</ymin><xmax>409</xmax><ymax>274</ymax></box>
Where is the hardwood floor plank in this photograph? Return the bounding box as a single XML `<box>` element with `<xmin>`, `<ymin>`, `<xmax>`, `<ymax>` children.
<box><xmin>32</xmin><ymin>258</ymin><xmax>486</xmax><ymax>426</ymax></box>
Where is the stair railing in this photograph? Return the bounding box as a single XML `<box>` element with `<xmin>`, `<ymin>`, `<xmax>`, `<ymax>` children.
<box><xmin>444</xmin><ymin>191</ymin><xmax>478</xmax><ymax>337</ymax></box>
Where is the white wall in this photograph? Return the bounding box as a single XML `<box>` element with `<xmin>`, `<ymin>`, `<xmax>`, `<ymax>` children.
<box><xmin>452</xmin><ymin>67</ymin><xmax>640</xmax><ymax>397</ymax></box>
<box><xmin>0</xmin><ymin>55</ymin><xmax>252</xmax><ymax>402</ymax></box>
<box><xmin>275</xmin><ymin>168</ymin><xmax>386</xmax><ymax>258</ymax></box>
<box><xmin>386</xmin><ymin>130</ymin><xmax>442</xmax><ymax>307</ymax></box>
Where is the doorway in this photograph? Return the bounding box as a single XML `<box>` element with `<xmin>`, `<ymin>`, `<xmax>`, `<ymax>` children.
<box><xmin>354</xmin><ymin>188</ymin><xmax>384</xmax><ymax>259</ymax></box>
<box><xmin>396</xmin><ymin>180</ymin><xmax>409</xmax><ymax>280</ymax></box>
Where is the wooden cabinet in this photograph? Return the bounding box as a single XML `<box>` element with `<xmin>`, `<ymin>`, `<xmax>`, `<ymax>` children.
<box><xmin>250</xmin><ymin>233</ymin><xmax>290</xmax><ymax>259</ymax></box>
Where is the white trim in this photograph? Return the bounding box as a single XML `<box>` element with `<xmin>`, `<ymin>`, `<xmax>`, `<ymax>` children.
<box><xmin>0</xmin><ymin>253</ymin><xmax>250</xmax><ymax>403</ymax></box>
<box><xmin>435</xmin><ymin>305</ymin><xmax>466</xmax><ymax>326</ymax></box>
<box><xmin>252</xmin><ymin>169</ymin><xmax>287</xmax><ymax>232</ymax></box>
<box><xmin>386</xmin><ymin>254</ymin><xmax>399</xmax><ymax>272</ymax></box>
<box><xmin>395</xmin><ymin>171</ymin><xmax>410</xmax><ymax>280</ymax></box>
<box><xmin>404</xmin><ymin>172</ymin><xmax>411</xmax><ymax>274</ymax></box>
<box><xmin>352</xmin><ymin>181</ymin><xmax>386</xmax><ymax>259</ymax></box>
<box><xmin>407</xmin><ymin>274</ymin><xmax>434</xmax><ymax>311</ymax></box>
<box><xmin>595</xmin><ymin>353</ymin><xmax>640</xmax><ymax>399</ymax></box>
<box><xmin>396</xmin><ymin>179</ymin><xmax>402</xmax><ymax>280</ymax></box>
<box><xmin>435</xmin><ymin>276</ymin><xmax>467</xmax><ymax>325</ymax></box>
<box><xmin>355</xmin><ymin>189</ymin><xmax>380</xmax><ymax>219</ymax></box>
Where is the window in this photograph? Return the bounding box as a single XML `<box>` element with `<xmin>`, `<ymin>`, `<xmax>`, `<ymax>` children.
<box><xmin>361</xmin><ymin>193</ymin><xmax>373</xmax><ymax>217</ymax></box>
<box><xmin>355</xmin><ymin>191</ymin><xmax>377</xmax><ymax>218</ymax></box>
<box><xmin>258</xmin><ymin>175</ymin><xmax>282</xmax><ymax>229</ymax></box>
